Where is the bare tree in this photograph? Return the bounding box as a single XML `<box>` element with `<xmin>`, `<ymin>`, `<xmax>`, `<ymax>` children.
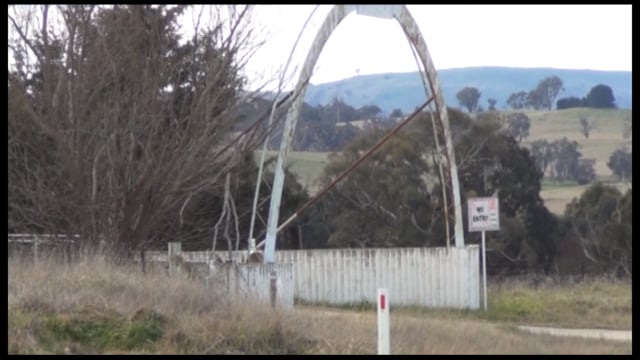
<box><xmin>536</xmin><ymin>75</ymin><xmax>563</xmax><ymax>110</ymax></box>
<box><xmin>579</xmin><ymin>114</ymin><xmax>595</xmax><ymax>139</ymax></box>
<box><xmin>505</xmin><ymin>112</ymin><xmax>531</xmax><ymax>144</ymax></box>
<box><xmin>8</xmin><ymin>5</ymin><xmax>288</xmax><ymax>261</ymax></box>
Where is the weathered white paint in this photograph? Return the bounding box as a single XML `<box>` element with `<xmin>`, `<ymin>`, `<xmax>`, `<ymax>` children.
<box><xmin>218</xmin><ymin>263</ymin><xmax>295</xmax><ymax>310</ymax></box>
<box><xmin>264</xmin><ymin>4</ymin><xmax>466</xmax><ymax>265</ymax></box>
<box><xmin>168</xmin><ymin>241</ymin><xmax>182</xmax><ymax>278</ymax></box>
<box><xmin>142</xmin><ymin>245</ymin><xmax>480</xmax><ymax>309</ymax></box>
<box><xmin>178</xmin><ymin>261</ymin><xmax>295</xmax><ymax>310</ymax></box>
<box><xmin>8</xmin><ymin>234</ymin><xmax>78</xmax><ymax>264</ymax></box>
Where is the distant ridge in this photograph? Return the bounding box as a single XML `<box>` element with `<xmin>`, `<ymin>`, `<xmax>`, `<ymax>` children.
<box><xmin>294</xmin><ymin>67</ymin><xmax>631</xmax><ymax>114</ymax></box>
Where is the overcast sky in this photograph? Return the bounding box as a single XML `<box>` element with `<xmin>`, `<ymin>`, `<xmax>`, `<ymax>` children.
<box><xmin>8</xmin><ymin>5</ymin><xmax>632</xmax><ymax>92</ymax></box>
<box><xmin>241</xmin><ymin>5</ymin><xmax>631</xmax><ymax>91</ymax></box>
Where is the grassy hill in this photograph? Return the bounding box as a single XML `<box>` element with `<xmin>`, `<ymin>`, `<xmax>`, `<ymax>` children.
<box><xmin>521</xmin><ymin>107</ymin><xmax>631</xmax><ymax>176</ymax></box>
<box><xmin>522</xmin><ymin>107</ymin><xmax>631</xmax><ymax>213</ymax></box>
<box><xmin>302</xmin><ymin>67</ymin><xmax>631</xmax><ymax>115</ymax></box>
<box><xmin>258</xmin><ymin>108</ymin><xmax>631</xmax><ymax>215</ymax></box>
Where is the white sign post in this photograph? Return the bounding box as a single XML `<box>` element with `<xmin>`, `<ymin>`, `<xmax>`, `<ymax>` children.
<box><xmin>377</xmin><ymin>288</ymin><xmax>390</xmax><ymax>355</ymax></box>
<box><xmin>468</xmin><ymin>197</ymin><xmax>500</xmax><ymax>311</ymax></box>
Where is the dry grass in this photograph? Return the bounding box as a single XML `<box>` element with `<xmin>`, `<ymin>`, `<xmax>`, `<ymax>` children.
<box><xmin>294</xmin><ymin>275</ymin><xmax>632</xmax><ymax>354</ymax></box>
<box><xmin>8</xmin><ymin>254</ymin><xmax>631</xmax><ymax>354</ymax></box>
<box><xmin>522</xmin><ymin>108</ymin><xmax>630</xmax><ymax>213</ymax></box>
<box><xmin>8</xmin><ymin>254</ymin><xmax>314</xmax><ymax>355</ymax></box>
<box><xmin>539</xmin><ymin>183</ymin><xmax>593</xmax><ymax>214</ymax></box>
<box><xmin>293</xmin><ymin>307</ymin><xmax>630</xmax><ymax>354</ymax></box>
<box><xmin>523</xmin><ymin>108</ymin><xmax>630</xmax><ymax>177</ymax></box>
<box><xmin>540</xmin><ymin>181</ymin><xmax>631</xmax><ymax>214</ymax></box>
<box><xmin>260</xmin><ymin>150</ymin><xmax>330</xmax><ymax>194</ymax></box>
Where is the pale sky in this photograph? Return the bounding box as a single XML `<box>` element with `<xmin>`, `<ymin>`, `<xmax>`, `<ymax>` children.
<box><xmin>242</xmin><ymin>5</ymin><xmax>632</xmax><ymax>91</ymax></box>
<box><xmin>8</xmin><ymin>5</ymin><xmax>632</xmax><ymax>93</ymax></box>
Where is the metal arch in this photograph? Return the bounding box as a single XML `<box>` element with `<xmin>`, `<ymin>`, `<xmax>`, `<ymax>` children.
<box><xmin>392</xmin><ymin>6</ymin><xmax>465</xmax><ymax>250</ymax></box>
<box><xmin>263</xmin><ymin>5</ymin><xmax>465</xmax><ymax>263</ymax></box>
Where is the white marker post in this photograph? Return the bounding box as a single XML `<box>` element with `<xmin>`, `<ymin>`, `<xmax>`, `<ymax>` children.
<box><xmin>468</xmin><ymin>197</ymin><xmax>500</xmax><ymax>311</ymax></box>
<box><xmin>481</xmin><ymin>230</ymin><xmax>487</xmax><ymax>311</ymax></box>
<box><xmin>377</xmin><ymin>288</ymin><xmax>390</xmax><ymax>355</ymax></box>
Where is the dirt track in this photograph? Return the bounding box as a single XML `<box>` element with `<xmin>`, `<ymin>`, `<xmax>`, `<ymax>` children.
<box><xmin>294</xmin><ymin>307</ymin><xmax>632</xmax><ymax>343</ymax></box>
<box><xmin>517</xmin><ymin>325</ymin><xmax>632</xmax><ymax>342</ymax></box>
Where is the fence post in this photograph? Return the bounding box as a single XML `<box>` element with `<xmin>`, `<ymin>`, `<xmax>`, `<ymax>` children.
<box><xmin>140</xmin><ymin>250</ymin><xmax>146</xmax><ymax>274</ymax></box>
<box><xmin>168</xmin><ymin>242</ymin><xmax>182</xmax><ymax>278</ymax></box>
<box><xmin>33</xmin><ymin>238</ymin><xmax>39</xmax><ymax>264</ymax></box>
<box><xmin>270</xmin><ymin>269</ymin><xmax>278</xmax><ymax>308</ymax></box>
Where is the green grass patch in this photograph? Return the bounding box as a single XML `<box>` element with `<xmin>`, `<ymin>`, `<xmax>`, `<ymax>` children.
<box><xmin>478</xmin><ymin>279</ymin><xmax>632</xmax><ymax>329</ymax></box>
<box><xmin>257</xmin><ymin>151</ymin><xmax>330</xmax><ymax>193</ymax></box>
<box><xmin>9</xmin><ymin>300</ymin><xmax>316</xmax><ymax>355</ymax></box>
<box><xmin>296</xmin><ymin>277</ymin><xmax>631</xmax><ymax>331</ymax></box>
<box><xmin>295</xmin><ymin>298</ymin><xmax>375</xmax><ymax>312</ymax></box>
<box><xmin>483</xmin><ymin>291</ymin><xmax>546</xmax><ymax>322</ymax></box>
<box><xmin>22</xmin><ymin>306</ymin><xmax>166</xmax><ymax>354</ymax></box>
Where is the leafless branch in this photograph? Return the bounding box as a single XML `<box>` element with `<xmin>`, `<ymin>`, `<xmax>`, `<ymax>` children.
<box><xmin>8</xmin><ymin>5</ymin><xmax>280</xmax><ymax>259</ymax></box>
<box><xmin>8</xmin><ymin>12</ymin><xmax>43</xmax><ymax>63</ymax></box>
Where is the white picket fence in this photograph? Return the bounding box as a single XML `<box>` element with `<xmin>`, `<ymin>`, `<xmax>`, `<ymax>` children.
<box><xmin>142</xmin><ymin>245</ymin><xmax>480</xmax><ymax>309</ymax></box>
<box><xmin>8</xmin><ymin>233</ymin><xmax>79</xmax><ymax>263</ymax></box>
<box><xmin>224</xmin><ymin>263</ymin><xmax>295</xmax><ymax>309</ymax></box>
<box><xmin>7</xmin><ymin>234</ymin><xmax>481</xmax><ymax>309</ymax></box>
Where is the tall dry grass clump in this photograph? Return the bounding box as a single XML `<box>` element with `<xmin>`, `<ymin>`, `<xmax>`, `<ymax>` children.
<box><xmin>8</xmin><ymin>253</ymin><xmax>314</xmax><ymax>354</ymax></box>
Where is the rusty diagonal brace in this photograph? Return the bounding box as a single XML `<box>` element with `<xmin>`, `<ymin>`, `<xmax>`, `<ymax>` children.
<box><xmin>210</xmin><ymin>91</ymin><xmax>294</xmax><ymax>164</ymax></box>
<box><xmin>255</xmin><ymin>95</ymin><xmax>435</xmax><ymax>249</ymax></box>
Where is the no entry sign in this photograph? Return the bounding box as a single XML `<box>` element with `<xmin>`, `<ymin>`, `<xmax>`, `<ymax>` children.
<box><xmin>467</xmin><ymin>197</ymin><xmax>499</xmax><ymax>312</ymax></box>
<box><xmin>468</xmin><ymin>197</ymin><xmax>500</xmax><ymax>232</ymax></box>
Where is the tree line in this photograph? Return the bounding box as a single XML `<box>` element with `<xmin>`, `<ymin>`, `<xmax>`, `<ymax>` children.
<box><xmin>555</xmin><ymin>84</ymin><xmax>617</xmax><ymax>110</ymax></box>
<box><xmin>456</xmin><ymin>76</ymin><xmax>617</xmax><ymax>112</ymax></box>
<box><xmin>307</xmin><ymin>108</ymin><xmax>631</xmax><ymax>276</ymax></box>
